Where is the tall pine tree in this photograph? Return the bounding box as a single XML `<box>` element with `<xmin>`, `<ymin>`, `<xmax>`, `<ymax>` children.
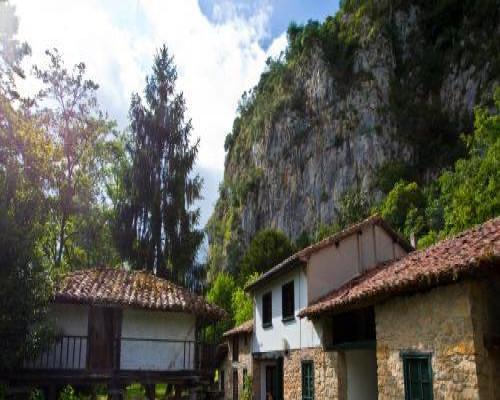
<box><xmin>113</xmin><ymin>46</ymin><xmax>203</xmax><ymax>283</ymax></box>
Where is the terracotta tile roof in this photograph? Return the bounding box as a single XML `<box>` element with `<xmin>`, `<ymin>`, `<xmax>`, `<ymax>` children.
<box><xmin>54</xmin><ymin>268</ymin><xmax>227</xmax><ymax>320</ymax></box>
<box><xmin>299</xmin><ymin>217</ymin><xmax>500</xmax><ymax>318</ymax></box>
<box><xmin>222</xmin><ymin>320</ymin><xmax>254</xmax><ymax>337</ymax></box>
<box><xmin>245</xmin><ymin>253</ymin><xmax>304</xmax><ymax>292</ymax></box>
<box><xmin>245</xmin><ymin>215</ymin><xmax>411</xmax><ymax>292</ymax></box>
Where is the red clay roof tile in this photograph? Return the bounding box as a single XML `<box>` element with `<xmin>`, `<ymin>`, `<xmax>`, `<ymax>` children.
<box><xmin>55</xmin><ymin>268</ymin><xmax>227</xmax><ymax>320</ymax></box>
<box><xmin>299</xmin><ymin>217</ymin><xmax>500</xmax><ymax>318</ymax></box>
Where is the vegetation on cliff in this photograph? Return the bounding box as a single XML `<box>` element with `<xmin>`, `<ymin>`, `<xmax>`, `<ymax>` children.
<box><xmin>207</xmin><ymin>0</ymin><xmax>499</xmax><ymax>293</ymax></box>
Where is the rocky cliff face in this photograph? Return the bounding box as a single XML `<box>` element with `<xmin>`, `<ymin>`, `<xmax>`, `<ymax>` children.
<box><xmin>207</xmin><ymin>1</ymin><xmax>500</xmax><ymax>277</ymax></box>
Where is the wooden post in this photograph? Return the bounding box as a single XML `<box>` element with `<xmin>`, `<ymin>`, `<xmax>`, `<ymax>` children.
<box><xmin>144</xmin><ymin>384</ymin><xmax>155</xmax><ymax>400</ymax></box>
<box><xmin>46</xmin><ymin>385</ymin><xmax>57</xmax><ymax>400</ymax></box>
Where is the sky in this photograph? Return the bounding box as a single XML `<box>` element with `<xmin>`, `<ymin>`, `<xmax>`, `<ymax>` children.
<box><xmin>11</xmin><ymin>0</ymin><xmax>339</xmax><ymax>228</ymax></box>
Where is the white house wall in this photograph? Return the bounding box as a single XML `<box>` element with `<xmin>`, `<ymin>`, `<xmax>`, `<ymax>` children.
<box><xmin>253</xmin><ymin>268</ymin><xmax>321</xmax><ymax>353</ymax></box>
<box><xmin>307</xmin><ymin>224</ymin><xmax>408</xmax><ymax>303</ymax></box>
<box><xmin>120</xmin><ymin>309</ymin><xmax>196</xmax><ymax>371</ymax></box>
<box><xmin>26</xmin><ymin>304</ymin><xmax>89</xmax><ymax>369</ymax></box>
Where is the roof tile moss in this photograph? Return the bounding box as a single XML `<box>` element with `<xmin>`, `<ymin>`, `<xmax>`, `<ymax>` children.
<box><xmin>55</xmin><ymin>268</ymin><xmax>227</xmax><ymax>320</ymax></box>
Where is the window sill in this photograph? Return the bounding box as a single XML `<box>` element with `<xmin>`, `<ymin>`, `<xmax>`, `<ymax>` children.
<box><xmin>262</xmin><ymin>322</ymin><xmax>272</xmax><ymax>329</ymax></box>
<box><xmin>282</xmin><ymin>316</ymin><xmax>296</xmax><ymax>324</ymax></box>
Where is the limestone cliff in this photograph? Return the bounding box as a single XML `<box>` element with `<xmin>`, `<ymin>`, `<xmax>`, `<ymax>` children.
<box><xmin>207</xmin><ymin>0</ymin><xmax>500</xmax><ymax>277</ymax></box>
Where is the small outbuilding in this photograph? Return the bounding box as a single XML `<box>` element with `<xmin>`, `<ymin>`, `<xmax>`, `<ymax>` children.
<box><xmin>6</xmin><ymin>268</ymin><xmax>226</xmax><ymax>399</ymax></box>
<box><xmin>219</xmin><ymin>320</ymin><xmax>254</xmax><ymax>400</ymax></box>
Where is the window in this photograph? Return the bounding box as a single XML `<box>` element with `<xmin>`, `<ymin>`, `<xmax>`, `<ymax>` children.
<box><xmin>302</xmin><ymin>361</ymin><xmax>314</xmax><ymax>400</ymax></box>
<box><xmin>232</xmin><ymin>336</ymin><xmax>239</xmax><ymax>362</ymax></box>
<box><xmin>262</xmin><ymin>292</ymin><xmax>272</xmax><ymax>328</ymax></box>
<box><xmin>232</xmin><ymin>369</ymin><xmax>239</xmax><ymax>400</ymax></box>
<box><xmin>331</xmin><ymin>307</ymin><xmax>375</xmax><ymax>346</ymax></box>
<box><xmin>282</xmin><ymin>281</ymin><xmax>295</xmax><ymax>321</ymax></box>
<box><xmin>220</xmin><ymin>369</ymin><xmax>225</xmax><ymax>391</ymax></box>
<box><xmin>402</xmin><ymin>353</ymin><xmax>433</xmax><ymax>400</ymax></box>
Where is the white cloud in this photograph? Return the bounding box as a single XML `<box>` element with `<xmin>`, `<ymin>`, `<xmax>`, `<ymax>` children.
<box><xmin>11</xmin><ymin>0</ymin><xmax>288</xmax><ymax>225</ymax></box>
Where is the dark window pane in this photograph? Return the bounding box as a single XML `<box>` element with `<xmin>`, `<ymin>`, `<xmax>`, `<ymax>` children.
<box><xmin>263</xmin><ymin>292</ymin><xmax>272</xmax><ymax>327</ymax></box>
<box><xmin>282</xmin><ymin>281</ymin><xmax>295</xmax><ymax>320</ymax></box>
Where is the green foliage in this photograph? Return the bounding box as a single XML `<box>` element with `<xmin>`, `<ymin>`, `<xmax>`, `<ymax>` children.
<box><xmin>239</xmin><ymin>229</ymin><xmax>295</xmax><ymax>283</ymax></box>
<box><xmin>59</xmin><ymin>386</ymin><xmax>78</xmax><ymax>400</ymax></box>
<box><xmin>379</xmin><ymin>87</ymin><xmax>500</xmax><ymax>246</ymax></box>
<box><xmin>232</xmin><ymin>287</ymin><xmax>253</xmax><ymax>327</ymax></box>
<box><xmin>0</xmin><ymin>3</ymin><xmax>55</xmax><ymax>369</ymax></box>
<box><xmin>438</xmin><ymin>89</ymin><xmax>500</xmax><ymax>234</ymax></box>
<box><xmin>112</xmin><ymin>45</ymin><xmax>203</xmax><ymax>284</ymax></box>
<box><xmin>206</xmin><ymin>272</ymin><xmax>236</xmax><ymax>336</ymax></box>
<box><xmin>33</xmin><ymin>49</ymin><xmax>116</xmax><ymax>273</ymax></box>
<box><xmin>335</xmin><ymin>188</ymin><xmax>371</xmax><ymax>229</ymax></box>
<box><xmin>379</xmin><ymin>181</ymin><xmax>426</xmax><ymax>238</ymax></box>
<box><xmin>242</xmin><ymin>374</ymin><xmax>253</xmax><ymax>400</ymax></box>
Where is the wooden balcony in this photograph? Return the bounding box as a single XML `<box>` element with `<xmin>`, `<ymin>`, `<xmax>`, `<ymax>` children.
<box><xmin>9</xmin><ymin>335</ymin><xmax>217</xmax><ymax>386</ymax></box>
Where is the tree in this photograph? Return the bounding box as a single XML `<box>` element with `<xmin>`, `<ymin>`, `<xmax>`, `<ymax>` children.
<box><xmin>239</xmin><ymin>229</ymin><xmax>294</xmax><ymax>283</ymax></box>
<box><xmin>112</xmin><ymin>46</ymin><xmax>203</xmax><ymax>282</ymax></box>
<box><xmin>439</xmin><ymin>88</ymin><xmax>500</xmax><ymax>234</ymax></box>
<box><xmin>33</xmin><ymin>49</ymin><xmax>115</xmax><ymax>272</ymax></box>
<box><xmin>206</xmin><ymin>272</ymin><xmax>236</xmax><ymax>337</ymax></box>
<box><xmin>379</xmin><ymin>181</ymin><xmax>426</xmax><ymax>237</ymax></box>
<box><xmin>0</xmin><ymin>1</ymin><xmax>54</xmax><ymax>369</ymax></box>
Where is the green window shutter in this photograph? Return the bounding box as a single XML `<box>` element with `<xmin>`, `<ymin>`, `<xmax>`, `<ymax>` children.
<box><xmin>302</xmin><ymin>361</ymin><xmax>314</xmax><ymax>400</ymax></box>
<box><xmin>402</xmin><ymin>353</ymin><xmax>433</xmax><ymax>400</ymax></box>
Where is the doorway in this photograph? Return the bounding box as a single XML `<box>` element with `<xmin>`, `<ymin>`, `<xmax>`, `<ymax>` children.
<box><xmin>262</xmin><ymin>358</ymin><xmax>283</xmax><ymax>400</ymax></box>
<box><xmin>345</xmin><ymin>348</ymin><xmax>378</xmax><ymax>400</ymax></box>
<box><xmin>87</xmin><ymin>307</ymin><xmax>122</xmax><ymax>370</ymax></box>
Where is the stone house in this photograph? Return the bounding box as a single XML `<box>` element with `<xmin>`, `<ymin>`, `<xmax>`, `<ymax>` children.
<box><xmin>300</xmin><ymin>216</ymin><xmax>500</xmax><ymax>400</ymax></box>
<box><xmin>220</xmin><ymin>320</ymin><xmax>254</xmax><ymax>399</ymax></box>
<box><xmin>222</xmin><ymin>215</ymin><xmax>499</xmax><ymax>400</ymax></box>
<box><xmin>4</xmin><ymin>268</ymin><xmax>226</xmax><ymax>399</ymax></box>
<box><xmin>244</xmin><ymin>215</ymin><xmax>412</xmax><ymax>400</ymax></box>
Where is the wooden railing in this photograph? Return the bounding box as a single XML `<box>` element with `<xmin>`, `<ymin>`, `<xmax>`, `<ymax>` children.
<box><xmin>23</xmin><ymin>335</ymin><xmax>216</xmax><ymax>373</ymax></box>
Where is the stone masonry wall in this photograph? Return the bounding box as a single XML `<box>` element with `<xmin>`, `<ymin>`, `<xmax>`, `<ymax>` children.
<box><xmin>222</xmin><ymin>333</ymin><xmax>252</xmax><ymax>400</ymax></box>
<box><xmin>468</xmin><ymin>278</ymin><xmax>500</xmax><ymax>400</ymax></box>
<box><xmin>375</xmin><ymin>281</ymin><xmax>482</xmax><ymax>399</ymax></box>
<box><xmin>283</xmin><ymin>347</ymin><xmax>344</xmax><ymax>400</ymax></box>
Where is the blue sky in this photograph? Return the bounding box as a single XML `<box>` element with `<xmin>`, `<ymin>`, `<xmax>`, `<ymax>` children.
<box><xmin>12</xmin><ymin>0</ymin><xmax>339</xmax><ymax>232</ymax></box>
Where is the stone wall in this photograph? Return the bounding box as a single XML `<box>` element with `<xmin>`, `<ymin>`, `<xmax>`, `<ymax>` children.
<box><xmin>375</xmin><ymin>281</ymin><xmax>482</xmax><ymax>399</ymax></box>
<box><xmin>283</xmin><ymin>347</ymin><xmax>344</xmax><ymax>400</ymax></box>
<box><xmin>469</xmin><ymin>278</ymin><xmax>500</xmax><ymax>400</ymax></box>
<box><xmin>221</xmin><ymin>333</ymin><xmax>252</xmax><ymax>400</ymax></box>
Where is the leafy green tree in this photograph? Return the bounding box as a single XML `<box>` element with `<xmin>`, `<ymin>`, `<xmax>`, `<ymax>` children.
<box><xmin>206</xmin><ymin>272</ymin><xmax>236</xmax><ymax>337</ymax></box>
<box><xmin>231</xmin><ymin>287</ymin><xmax>252</xmax><ymax>326</ymax></box>
<box><xmin>439</xmin><ymin>90</ymin><xmax>500</xmax><ymax>234</ymax></box>
<box><xmin>33</xmin><ymin>49</ymin><xmax>116</xmax><ymax>272</ymax></box>
<box><xmin>0</xmin><ymin>3</ymin><xmax>54</xmax><ymax>368</ymax></box>
<box><xmin>239</xmin><ymin>229</ymin><xmax>294</xmax><ymax>283</ymax></box>
<box><xmin>379</xmin><ymin>181</ymin><xmax>427</xmax><ymax>237</ymax></box>
<box><xmin>112</xmin><ymin>46</ymin><xmax>203</xmax><ymax>283</ymax></box>
<box><xmin>335</xmin><ymin>188</ymin><xmax>371</xmax><ymax>229</ymax></box>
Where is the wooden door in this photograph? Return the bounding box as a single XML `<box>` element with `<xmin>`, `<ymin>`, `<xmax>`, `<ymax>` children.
<box><xmin>87</xmin><ymin>307</ymin><xmax>122</xmax><ymax>370</ymax></box>
<box><xmin>265</xmin><ymin>365</ymin><xmax>276</xmax><ymax>400</ymax></box>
